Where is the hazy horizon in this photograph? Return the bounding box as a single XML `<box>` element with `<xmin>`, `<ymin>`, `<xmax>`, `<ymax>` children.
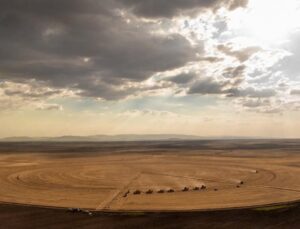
<box><xmin>1</xmin><ymin>0</ymin><xmax>300</xmax><ymax>138</ymax></box>
<box><xmin>1</xmin><ymin>133</ymin><xmax>299</xmax><ymax>141</ymax></box>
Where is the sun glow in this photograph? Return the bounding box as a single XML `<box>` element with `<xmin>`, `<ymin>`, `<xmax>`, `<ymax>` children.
<box><xmin>230</xmin><ymin>0</ymin><xmax>300</xmax><ymax>45</ymax></box>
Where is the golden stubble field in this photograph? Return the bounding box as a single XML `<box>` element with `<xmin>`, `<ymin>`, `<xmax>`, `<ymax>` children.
<box><xmin>0</xmin><ymin>140</ymin><xmax>300</xmax><ymax>211</ymax></box>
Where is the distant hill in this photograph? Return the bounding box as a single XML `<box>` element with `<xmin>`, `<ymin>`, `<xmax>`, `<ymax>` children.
<box><xmin>0</xmin><ymin>134</ymin><xmax>204</xmax><ymax>142</ymax></box>
<box><xmin>0</xmin><ymin>134</ymin><xmax>262</xmax><ymax>142</ymax></box>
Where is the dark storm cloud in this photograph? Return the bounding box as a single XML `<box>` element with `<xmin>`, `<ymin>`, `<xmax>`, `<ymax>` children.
<box><xmin>0</xmin><ymin>0</ymin><xmax>251</xmax><ymax>101</ymax></box>
<box><xmin>187</xmin><ymin>76</ymin><xmax>276</xmax><ymax>99</ymax></box>
<box><xmin>182</xmin><ymin>67</ymin><xmax>246</xmax><ymax>96</ymax></box>
<box><xmin>0</xmin><ymin>0</ymin><xmax>200</xmax><ymax>100</ymax></box>
<box><xmin>77</xmin><ymin>81</ymin><xmax>138</xmax><ymax>100</ymax></box>
<box><xmin>167</xmin><ymin>73</ymin><xmax>198</xmax><ymax>84</ymax></box>
<box><xmin>188</xmin><ymin>78</ymin><xmax>224</xmax><ymax>94</ymax></box>
<box><xmin>118</xmin><ymin>0</ymin><xmax>248</xmax><ymax>18</ymax></box>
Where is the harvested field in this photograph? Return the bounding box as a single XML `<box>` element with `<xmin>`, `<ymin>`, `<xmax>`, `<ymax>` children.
<box><xmin>0</xmin><ymin>140</ymin><xmax>300</xmax><ymax>212</ymax></box>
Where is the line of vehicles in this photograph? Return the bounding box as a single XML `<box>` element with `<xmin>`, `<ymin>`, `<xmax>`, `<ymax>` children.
<box><xmin>126</xmin><ymin>180</ymin><xmax>246</xmax><ymax>196</ymax></box>
<box><xmin>127</xmin><ymin>184</ymin><xmax>208</xmax><ymax>196</ymax></box>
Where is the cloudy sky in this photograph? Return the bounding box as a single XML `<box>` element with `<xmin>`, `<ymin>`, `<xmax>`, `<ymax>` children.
<box><xmin>1</xmin><ymin>0</ymin><xmax>300</xmax><ymax>138</ymax></box>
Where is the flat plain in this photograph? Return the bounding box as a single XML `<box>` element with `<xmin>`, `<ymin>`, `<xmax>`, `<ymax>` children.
<box><xmin>0</xmin><ymin>140</ymin><xmax>300</xmax><ymax>212</ymax></box>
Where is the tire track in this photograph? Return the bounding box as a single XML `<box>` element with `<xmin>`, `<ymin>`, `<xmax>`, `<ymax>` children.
<box><xmin>96</xmin><ymin>173</ymin><xmax>141</xmax><ymax>210</ymax></box>
<box><xmin>143</xmin><ymin>171</ymin><xmax>239</xmax><ymax>185</ymax></box>
<box><xmin>248</xmin><ymin>184</ymin><xmax>300</xmax><ymax>193</ymax></box>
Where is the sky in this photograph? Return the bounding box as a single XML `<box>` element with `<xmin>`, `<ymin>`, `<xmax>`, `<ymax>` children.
<box><xmin>1</xmin><ymin>0</ymin><xmax>300</xmax><ymax>138</ymax></box>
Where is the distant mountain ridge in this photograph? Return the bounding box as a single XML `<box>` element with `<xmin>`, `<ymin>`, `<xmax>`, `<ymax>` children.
<box><xmin>0</xmin><ymin>134</ymin><xmax>202</xmax><ymax>142</ymax></box>
<box><xmin>0</xmin><ymin>134</ymin><xmax>261</xmax><ymax>142</ymax></box>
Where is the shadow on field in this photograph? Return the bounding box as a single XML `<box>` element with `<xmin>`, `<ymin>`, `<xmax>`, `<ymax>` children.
<box><xmin>0</xmin><ymin>203</ymin><xmax>299</xmax><ymax>229</ymax></box>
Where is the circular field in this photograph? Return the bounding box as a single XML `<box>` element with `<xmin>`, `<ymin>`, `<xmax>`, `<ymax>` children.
<box><xmin>0</xmin><ymin>152</ymin><xmax>300</xmax><ymax>211</ymax></box>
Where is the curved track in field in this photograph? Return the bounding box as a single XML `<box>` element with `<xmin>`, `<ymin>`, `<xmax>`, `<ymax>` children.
<box><xmin>0</xmin><ymin>153</ymin><xmax>300</xmax><ymax>211</ymax></box>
